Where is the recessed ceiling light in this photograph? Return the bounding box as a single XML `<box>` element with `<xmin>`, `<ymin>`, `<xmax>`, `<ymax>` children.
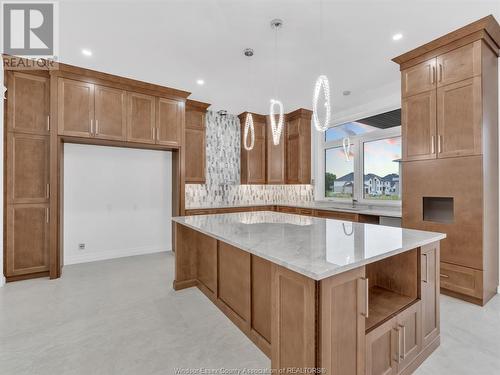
<box><xmin>392</xmin><ymin>33</ymin><xmax>403</xmax><ymax>41</ymax></box>
<box><xmin>196</xmin><ymin>79</ymin><xmax>205</xmax><ymax>86</ymax></box>
<box><xmin>343</xmin><ymin>90</ymin><xmax>351</xmax><ymax>96</ymax></box>
<box><xmin>81</xmin><ymin>48</ymin><xmax>92</xmax><ymax>56</ymax></box>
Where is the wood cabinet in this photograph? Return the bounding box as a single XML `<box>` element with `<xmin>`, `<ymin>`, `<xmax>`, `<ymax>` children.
<box><xmin>421</xmin><ymin>243</ymin><xmax>440</xmax><ymax>348</ymax></box>
<box><xmin>156</xmin><ymin>97</ymin><xmax>183</xmax><ymax>146</ymax></box>
<box><xmin>58</xmin><ymin>78</ymin><xmax>94</xmax><ymax>138</ymax></box>
<box><xmin>240</xmin><ymin>112</ymin><xmax>266</xmax><ymax>184</ymax></box>
<box><xmin>5</xmin><ymin>71</ymin><xmax>51</xmax><ymax>280</ymax></box>
<box><xmin>94</xmin><ymin>85</ymin><xmax>127</xmax><ymax>141</ymax></box>
<box><xmin>7</xmin><ymin>133</ymin><xmax>50</xmax><ymax>204</ymax></box>
<box><xmin>7</xmin><ymin>72</ymin><xmax>50</xmax><ymax>135</ymax></box>
<box><xmin>267</xmin><ymin>115</ymin><xmax>286</xmax><ymax>184</ymax></box>
<box><xmin>402</xmin><ymin>90</ymin><xmax>436</xmax><ymax>161</ymax></box>
<box><xmin>436</xmin><ymin>76</ymin><xmax>481</xmax><ymax>157</ymax></box>
<box><xmin>126</xmin><ymin>92</ymin><xmax>156</xmax><ymax>144</ymax></box>
<box><xmin>395</xmin><ymin>17</ymin><xmax>500</xmax><ymax>305</ymax></box>
<box><xmin>366</xmin><ymin>316</ymin><xmax>398</xmax><ymax>375</ymax></box>
<box><xmin>286</xmin><ymin>109</ymin><xmax>312</xmax><ymax>184</ymax></box>
<box><xmin>396</xmin><ymin>302</ymin><xmax>422</xmax><ymax>370</ymax></box>
<box><xmin>185</xmin><ymin>100</ymin><xmax>209</xmax><ymax>183</ymax></box>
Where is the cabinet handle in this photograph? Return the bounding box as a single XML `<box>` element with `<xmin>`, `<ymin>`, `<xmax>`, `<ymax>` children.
<box><xmin>156</xmin><ymin>127</ymin><xmax>160</xmax><ymax>141</ymax></box>
<box><xmin>360</xmin><ymin>277</ymin><xmax>369</xmax><ymax>318</ymax></box>
<box><xmin>46</xmin><ymin>183</ymin><xmax>50</xmax><ymax>199</ymax></box>
<box><xmin>431</xmin><ymin>66</ymin><xmax>436</xmax><ymax>84</ymax></box>
<box><xmin>90</xmin><ymin>119</ymin><xmax>94</xmax><ymax>135</ymax></box>
<box><xmin>440</xmin><ymin>273</ymin><xmax>449</xmax><ymax>279</ymax></box>
<box><xmin>151</xmin><ymin>127</ymin><xmax>154</xmax><ymax>140</ymax></box>
<box><xmin>431</xmin><ymin>136</ymin><xmax>435</xmax><ymax>154</ymax></box>
<box><xmin>47</xmin><ymin>115</ymin><xmax>50</xmax><ymax>132</ymax></box>
<box><xmin>395</xmin><ymin>328</ymin><xmax>402</xmax><ymax>363</ymax></box>
<box><xmin>437</xmin><ymin>135</ymin><xmax>442</xmax><ymax>153</ymax></box>
<box><xmin>45</xmin><ymin>207</ymin><xmax>49</xmax><ymax>223</ymax></box>
<box><xmin>439</xmin><ymin>63</ymin><xmax>443</xmax><ymax>82</ymax></box>
<box><xmin>422</xmin><ymin>253</ymin><xmax>428</xmax><ymax>283</ymax></box>
<box><xmin>95</xmin><ymin>120</ymin><xmax>99</xmax><ymax>135</ymax></box>
<box><xmin>399</xmin><ymin>324</ymin><xmax>406</xmax><ymax>360</ymax></box>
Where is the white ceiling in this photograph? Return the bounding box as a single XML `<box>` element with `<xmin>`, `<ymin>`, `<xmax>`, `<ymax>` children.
<box><xmin>58</xmin><ymin>0</ymin><xmax>500</xmax><ymax>117</ymax></box>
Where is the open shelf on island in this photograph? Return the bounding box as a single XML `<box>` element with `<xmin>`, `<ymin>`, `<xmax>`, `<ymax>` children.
<box><xmin>365</xmin><ymin>248</ymin><xmax>419</xmax><ymax>332</ymax></box>
<box><xmin>366</xmin><ymin>286</ymin><xmax>417</xmax><ymax>331</ymax></box>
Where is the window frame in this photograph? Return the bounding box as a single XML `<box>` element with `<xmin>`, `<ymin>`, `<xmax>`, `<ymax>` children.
<box><xmin>317</xmin><ymin>122</ymin><xmax>402</xmax><ymax>206</ymax></box>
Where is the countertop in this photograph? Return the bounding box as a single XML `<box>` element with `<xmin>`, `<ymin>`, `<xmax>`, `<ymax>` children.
<box><xmin>186</xmin><ymin>201</ymin><xmax>402</xmax><ymax>218</ymax></box>
<box><xmin>172</xmin><ymin>211</ymin><xmax>445</xmax><ymax>280</ymax></box>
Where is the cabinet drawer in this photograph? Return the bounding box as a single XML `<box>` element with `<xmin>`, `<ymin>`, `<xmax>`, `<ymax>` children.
<box><xmin>314</xmin><ymin>210</ymin><xmax>358</xmax><ymax>221</ymax></box>
<box><xmin>440</xmin><ymin>262</ymin><xmax>483</xmax><ymax>299</ymax></box>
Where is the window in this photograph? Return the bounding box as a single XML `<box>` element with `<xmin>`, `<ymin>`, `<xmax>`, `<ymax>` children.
<box><xmin>363</xmin><ymin>137</ymin><xmax>401</xmax><ymax>200</ymax></box>
<box><xmin>319</xmin><ymin>109</ymin><xmax>402</xmax><ymax>204</ymax></box>
<box><xmin>325</xmin><ymin>146</ymin><xmax>354</xmax><ymax>198</ymax></box>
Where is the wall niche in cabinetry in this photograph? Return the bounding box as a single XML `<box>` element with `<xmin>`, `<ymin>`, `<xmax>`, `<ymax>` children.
<box><xmin>185</xmin><ymin>100</ymin><xmax>210</xmax><ymax>183</ymax></box>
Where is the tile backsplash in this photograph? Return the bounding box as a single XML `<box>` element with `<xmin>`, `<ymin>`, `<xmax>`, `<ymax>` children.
<box><xmin>185</xmin><ymin>110</ymin><xmax>314</xmax><ymax>209</ymax></box>
<box><xmin>185</xmin><ymin>184</ymin><xmax>314</xmax><ymax>208</ymax></box>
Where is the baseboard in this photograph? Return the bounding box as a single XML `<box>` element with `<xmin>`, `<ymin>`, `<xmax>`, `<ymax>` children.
<box><xmin>64</xmin><ymin>246</ymin><xmax>171</xmax><ymax>265</ymax></box>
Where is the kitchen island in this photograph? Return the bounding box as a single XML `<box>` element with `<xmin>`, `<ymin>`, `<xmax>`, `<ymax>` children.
<box><xmin>172</xmin><ymin>211</ymin><xmax>445</xmax><ymax>374</ymax></box>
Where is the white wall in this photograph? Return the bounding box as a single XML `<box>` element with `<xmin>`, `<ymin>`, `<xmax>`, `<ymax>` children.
<box><xmin>63</xmin><ymin>144</ymin><xmax>172</xmax><ymax>265</ymax></box>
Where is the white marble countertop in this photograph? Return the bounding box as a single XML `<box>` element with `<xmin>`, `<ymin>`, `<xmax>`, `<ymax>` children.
<box><xmin>186</xmin><ymin>201</ymin><xmax>402</xmax><ymax>218</ymax></box>
<box><xmin>172</xmin><ymin>211</ymin><xmax>444</xmax><ymax>280</ymax></box>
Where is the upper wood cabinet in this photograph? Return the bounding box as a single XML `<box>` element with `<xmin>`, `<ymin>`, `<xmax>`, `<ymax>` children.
<box><xmin>7</xmin><ymin>72</ymin><xmax>50</xmax><ymax>135</ymax></box>
<box><xmin>437</xmin><ymin>76</ymin><xmax>481</xmax><ymax>158</ymax></box>
<box><xmin>185</xmin><ymin>100</ymin><xmax>209</xmax><ymax>183</ymax></box>
<box><xmin>240</xmin><ymin>113</ymin><xmax>266</xmax><ymax>184</ymax></box>
<box><xmin>436</xmin><ymin>42</ymin><xmax>481</xmax><ymax>87</ymax></box>
<box><xmin>126</xmin><ymin>92</ymin><xmax>156</xmax><ymax>144</ymax></box>
<box><xmin>402</xmin><ymin>58</ymin><xmax>437</xmax><ymax>98</ymax></box>
<box><xmin>58</xmin><ymin>78</ymin><xmax>94</xmax><ymax>138</ymax></box>
<box><xmin>266</xmin><ymin>115</ymin><xmax>286</xmax><ymax>184</ymax></box>
<box><xmin>94</xmin><ymin>85</ymin><xmax>127</xmax><ymax>141</ymax></box>
<box><xmin>286</xmin><ymin>109</ymin><xmax>312</xmax><ymax>184</ymax></box>
<box><xmin>402</xmin><ymin>90</ymin><xmax>437</xmax><ymax>161</ymax></box>
<box><xmin>156</xmin><ymin>97</ymin><xmax>183</xmax><ymax>146</ymax></box>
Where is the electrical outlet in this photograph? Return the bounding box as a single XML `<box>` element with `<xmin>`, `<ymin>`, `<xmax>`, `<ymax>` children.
<box><xmin>78</xmin><ymin>243</ymin><xmax>85</xmax><ymax>250</ymax></box>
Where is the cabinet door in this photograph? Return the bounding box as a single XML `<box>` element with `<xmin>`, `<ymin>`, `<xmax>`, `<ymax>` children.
<box><xmin>185</xmin><ymin>128</ymin><xmax>206</xmax><ymax>183</ymax></box>
<box><xmin>437</xmin><ymin>42</ymin><xmax>481</xmax><ymax>87</ymax></box>
<box><xmin>396</xmin><ymin>302</ymin><xmax>422</xmax><ymax>371</ymax></box>
<box><xmin>7</xmin><ymin>133</ymin><xmax>49</xmax><ymax>204</ymax></box>
<box><xmin>320</xmin><ymin>267</ymin><xmax>366</xmax><ymax>375</ymax></box>
<box><xmin>402</xmin><ymin>90</ymin><xmax>437</xmax><ymax>161</ymax></box>
<box><xmin>5</xmin><ymin>203</ymin><xmax>49</xmax><ymax>276</ymax></box>
<box><xmin>401</xmin><ymin>58</ymin><xmax>436</xmax><ymax>98</ymax></box>
<box><xmin>7</xmin><ymin>72</ymin><xmax>50</xmax><ymax>135</ymax></box>
<box><xmin>156</xmin><ymin>98</ymin><xmax>182</xmax><ymax>146</ymax></box>
<box><xmin>437</xmin><ymin>76</ymin><xmax>482</xmax><ymax>158</ymax></box>
<box><xmin>94</xmin><ymin>85</ymin><xmax>126</xmax><ymax>141</ymax></box>
<box><xmin>286</xmin><ymin>118</ymin><xmax>300</xmax><ymax>183</ymax></box>
<box><xmin>241</xmin><ymin>120</ymin><xmax>266</xmax><ymax>184</ymax></box>
<box><xmin>421</xmin><ymin>243</ymin><xmax>440</xmax><ymax>348</ymax></box>
<box><xmin>267</xmin><ymin>116</ymin><xmax>285</xmax><ymax>184</ymax></box>
<box><xmin>57</xmin><ymin>78</ymin><xmax>94</xmax><ymax>138</ymax></box>
<box><xmin>126</xmin><ymin>92</ymin><xmax>155</xmax><ymax>144</ymax></box>
<box><xmin>366</xmin><ymin>317</ymin><xmax>398</xmax><ymax>375</ymax></box>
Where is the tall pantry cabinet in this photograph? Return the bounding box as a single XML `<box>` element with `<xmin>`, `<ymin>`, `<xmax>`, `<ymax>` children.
<box><xmin>5</xmin><ymin>71</ymin><xmax>51</xmax><ymax>280</ymax></box>
<box><xmin>393</xmin><ymin>15</ymin><xmax>500</xmax><ymax>305</ymax></box>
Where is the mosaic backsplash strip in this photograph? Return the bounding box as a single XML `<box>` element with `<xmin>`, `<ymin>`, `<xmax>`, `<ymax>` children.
<box><xmin>185</xmin><ymin>184</ymin><xmax>314</xmax><ymax>208</ymax></box>
<box><xmin>185</xmin><ymin>110</ymin><xmax>314</xmax><ymax>209</ymax></box>
<box><xmin>205</xmin><ymin>111</ymin><xmax>240</xmax><ymax>185</ymax></box>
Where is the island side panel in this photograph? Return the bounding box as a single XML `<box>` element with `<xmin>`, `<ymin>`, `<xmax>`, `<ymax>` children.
<box><xmin>420</xmin><ymin>241</ymin><xmax>440</xmax><ymax>348</ymax></box>
<box><xmin>271</xmin><ymin>264</ymin><xmax>317</xmax><ymax>370</ymax></box>
<box><xmin>319</xmin><ymin>266</ymin><xmax>367</xmax><ymax>375</ymax></box>
<box><xmin>173</xmin><ymin>223</ymin><xmax>198</xmax><ymax>290</ymax></box>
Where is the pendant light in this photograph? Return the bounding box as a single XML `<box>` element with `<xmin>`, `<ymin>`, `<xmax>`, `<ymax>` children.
<box><xmin>269</xmin><ymin>18</ymin><xmax>284</xmax><ymax>146</ymax></box>
<box><xmin>312</xmin><ymin>0</ymin><xmax>331</xmax><ymax>132</ymax></box>
<box><xmin>243</xmin><ymin>48</ymin><xmax>255</xmax><ymax>151</ymax></box>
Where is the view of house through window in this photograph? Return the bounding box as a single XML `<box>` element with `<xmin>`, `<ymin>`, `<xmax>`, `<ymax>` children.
<box><xmin>363</xmin><ymin>137</ymin><xmax>401</xmax><ymax>200</ymax></box>
<box><xmin>323</xmin><ymin>109</ymin><xmax>401</xmax><ymax>202</ymax></box>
